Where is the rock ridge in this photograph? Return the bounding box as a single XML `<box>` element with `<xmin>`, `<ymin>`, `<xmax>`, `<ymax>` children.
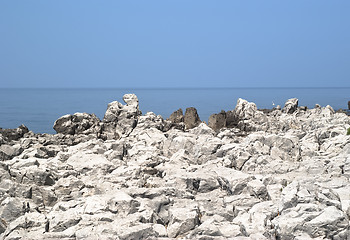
<box><xmin>1</xmin><ymin>94</ymin><xmax>350</xmax><ymax>239</ymax></box>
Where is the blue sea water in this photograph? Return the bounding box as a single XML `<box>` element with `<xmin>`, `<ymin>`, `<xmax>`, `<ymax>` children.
<box><xmin>0</xmin><ymin>88</ymin><xmax>349</xmax><ymax>134</ymax></box>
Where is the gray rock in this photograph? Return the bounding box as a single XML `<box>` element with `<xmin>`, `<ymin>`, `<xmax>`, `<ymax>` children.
<box><xmin>167</xmin><ymin>202</ymin><xmax>200</xmax><ymax>237</ymax></box>
<box><xmin>102</xmin><ymin>93</ymin><xmax>142</xmax><ymax>139</ymax></box>
<box><xmin>235</xmin><ymin>98</ymin><xmax>257</xmax><ymax>120</ymax></box>
<box><xmin>208</xmin><ymin>111</ymin><xmax>226</xmax><ymax>131</ymax></box>
<box><xmin>53</xmin><ymin>113</ymin><xmax>100</xmax><ymax>135</ymax></box>
<box><xmin>0</xmin><ymin>144</ymin><xmax>22</xmax><ymax>160</ymax></box>
<box><xmin>0</xmin><ymin>125</ymin><xmax>29</xmax><ymax>142</ymax></box>
<box><xmin>225</xmin><ymin>110</ymin><xmax>239</xmax><ymax>128</ymax></box>
<box><xmin>168</xmin><ymin>108</ymin><xmax>184</xmax><ymax>124</ymax></box>
<box><xmin>184</xmin><ymin>107</ymin><xmax>201</xmax><ymax>130</ymax></box>
<box><xmin>303</xmin><ymin>206</ymin><xmax>348</xmax><ymax>238</ymax></box>
<box><xmin>2</xmin><ymin>94</ymin><xmax>350</xmax><ymax>239</ymax></box>
<box><xmin>283</xmin><ymin>98</ymin><xmax>299</xmax><ymax>114</ymax></box>
<box><xmin>34</xmin><ymin>146</ymin><xmax>60</xmax><ymax>159</ymax></box>
<box><xmin>118</xmin><ymin>224</ymin><xmax>158</xmax><ymax>240</ymax></box>
<box><xmin>0</xmin><ymin>198</ymin><xmax>25</xmax><ymax>227</ymax></box>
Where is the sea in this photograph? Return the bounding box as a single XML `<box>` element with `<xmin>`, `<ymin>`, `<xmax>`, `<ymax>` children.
<box><xmin>0</xmin><ymin>88</ymin><xmax>349</xmax><ymax>134</ymax></box>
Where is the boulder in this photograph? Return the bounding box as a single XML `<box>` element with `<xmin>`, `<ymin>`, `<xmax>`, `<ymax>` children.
<box><xmin>283</xmin><ymin>98</ymin><xmax>299</xmax><ymax>114</ymax></box>
<box><xmin>53</xmin><ymin>113</ymin><xmax>100</xmax><ymax>135</ymax></box>
<box><xmin>167</xmin><ymin>202</ymin><xmax>200</xmax><ymax>238</ymax></box>
<box><xmin>348</xmin><ymin>101</ymin><xmax>350</xmax><ymax>110</ymax></box>
<box><xmin>184</xmin><ymin>107</ymin><xmax>201</xmax><ymax>130</ymax></box>
<box><xmin>0</xmin><ymin>197</ymin><xmax>25</xmax><ymax>225</ymax></box>
<box><xmin>0</xmin><ymin>144</ymin><xmax>23</xmax><ymax>160</ymax></box>
<box><xmin>303</xmin><ymin>206</ymin><xmax>348</xmax><ymax>238</ymax></box>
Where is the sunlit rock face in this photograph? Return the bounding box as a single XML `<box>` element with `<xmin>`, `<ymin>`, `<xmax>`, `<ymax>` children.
<box><xmin>1</xmin><ymin>94</ymin><xmax>350</xmax><ymax>239</ymax></box>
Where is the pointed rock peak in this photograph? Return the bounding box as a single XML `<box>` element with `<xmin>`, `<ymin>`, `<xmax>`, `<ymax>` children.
<box><xmin>168</xmin><ymin>108</ymin><xmax>184</xmax><ymax>124</ymax></box>
<box><xmin>184</xmin><ymin>107</ymin><xmax>201</xmax><ymax>129</ymax></box>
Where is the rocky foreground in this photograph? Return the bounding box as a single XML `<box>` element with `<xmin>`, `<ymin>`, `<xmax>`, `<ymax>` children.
<box><xmin>1</xmin><ymin>94</ymin><xmax>350</xmax><ymax>240</ymax></box>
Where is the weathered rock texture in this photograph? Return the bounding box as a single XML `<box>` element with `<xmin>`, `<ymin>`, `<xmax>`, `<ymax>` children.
<box><xmin>184</xmin><ymin>107</ymin><xmax>201</xmax><ymax>130</ymax></box>
<box><xmin>1</xmin><ymin>94</ymin><xmax>350</xmax><ymax>239</ymax></box>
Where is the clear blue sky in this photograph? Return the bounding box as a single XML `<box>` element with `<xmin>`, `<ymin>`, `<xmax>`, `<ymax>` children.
<box><xmin>1</xmin><ymin>1</ymin><xmax>349</xmax><ymax>88</ymax></box>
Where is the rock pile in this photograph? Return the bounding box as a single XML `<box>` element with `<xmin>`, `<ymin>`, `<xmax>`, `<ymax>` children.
<box><xmin>1</xmin><ymin>94</ymin><xmax>350</xmax><ymax>239</ymax></box>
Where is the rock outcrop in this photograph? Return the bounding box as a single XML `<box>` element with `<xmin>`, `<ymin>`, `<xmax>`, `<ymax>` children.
<box><xmin>282</xmin><ymin>98</ymin><xmax>298</xmax><ymax>114</ymax></box>
<box><xmin>184</xmin><ymin>107</ymin><xmax>201</xmax><ymax>130</ymax></box>
<box><xmin>208</xmin><ymin>110</ymin><xmax>226</xmax><ymax>131</ymax></box>
<box><xmin>168</xmin><ymin>108</ymin><xmax>184</xmax><ymax>124</ymax></box>
<box><xmin>53</xmin><ymin>113</ymin><xmax>100</xmax><ymax>135</ymax></box>
<box><xmin>101</xmin><ymin>94</ymin><xmax>142</xmax><ymax>140</ymax></box>
<box><xmin>1</xmin><ymin>94</ymin><xmax>350</xmax><ymax>239</ymax></box>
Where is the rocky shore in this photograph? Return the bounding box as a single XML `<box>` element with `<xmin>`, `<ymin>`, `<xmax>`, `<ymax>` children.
<box><xmin>1</xmin><ymin>94</ymin><xmax>350</xmax><ymax>239</ymax></box>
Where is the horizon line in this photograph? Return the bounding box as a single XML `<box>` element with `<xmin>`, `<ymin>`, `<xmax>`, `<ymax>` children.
<box><xmin>1</xmin><ymin>86</ymin><xmax>350</xmax><ymax>90</ymax></box>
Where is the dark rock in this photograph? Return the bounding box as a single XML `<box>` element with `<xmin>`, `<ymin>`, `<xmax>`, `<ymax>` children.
<box><xmin>184</xmin><ymin>107</ymin><xmax>201</xmax><ymax>130</ymax></box>
<box><xmin>226</xmin><ymin>110</ymin><xmax>239</xmax><ymax>128</ymax></box>
<box><xmin>283</xmin><ymin>98</ymin><xmax>298</xmax><ymax>114</ymax></box>
<box><xmin>299</xmin><ymin>106</ymin><xmax>307</xmax><ymax>111</ymax></box>
<box><xmin>34</xmin><ymin>146</ymin><xmax>59</xmax><ymax>159</ymax></box>
<box><xmin>335</xmin><ymin>109</ymin><xmax>347</xmax><ymax>114</ymax></box>
<box><xmin>53</xmin><ymin>113</ymin><xmax>100</xmax><ymax>135</ymax></box>
<box><xmin>208</xmin><ymin>110</ymin><xmax>226</xmax><ymax>131</ymax></box>
<box><xmin>0</xmin><ymin>125</ymin><xmax>29</xmax><ymax>142</ymax></box>
<box><xmin>168</xmin><ymin>109</ymin><xmax>184</xmax><ymax>124</ymax></box>
<box><xmin>348</xmin><ymin>101</ymin><xmax>350</xmax><ymax>110</ymax></box>
<box><xmin>100</xmin><ymin>123</ymin><xmax>120</xmax><ymax>140</ymax></box>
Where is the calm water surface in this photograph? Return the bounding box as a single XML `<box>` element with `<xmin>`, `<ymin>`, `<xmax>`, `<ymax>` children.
<box><xmin>0</xmin><ymin>88</ymin><xmax>349</xmax><ymax>134</ymax></box>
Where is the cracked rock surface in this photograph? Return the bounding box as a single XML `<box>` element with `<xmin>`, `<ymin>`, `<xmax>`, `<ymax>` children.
<box><xmin>1</xmin><ymin>94</ymin><xmax>350</xmax><ymax>239</ymax></box>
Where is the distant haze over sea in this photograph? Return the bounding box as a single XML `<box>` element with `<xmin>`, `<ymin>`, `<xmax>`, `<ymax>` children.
<box><xmin>0</xmin><ymin>88</ymin><xmax>349</xmax><ymax>134</ymax></box>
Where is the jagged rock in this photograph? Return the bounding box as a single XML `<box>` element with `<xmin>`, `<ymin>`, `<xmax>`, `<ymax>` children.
<box><xmin>0</xmin><ymin>125</ymin><xmax>29</xmax><ymax>142</ymax></box>
<box><xmin>246</xmin><ymin>179</ymin><xmax>270</xmax><ymax>200</ymax></box>
<box><xmin>34</xmin><ymin>146</ymin><xmax>60</xmax><ymax>159</ymax></box>
<box><xmin>208</xmin><ymin>110</ymin><xmax>226</xmax><ymax>131</ymax></box>
<box><xmin>272</xmin><ymin>180</ymin><xmax>350</xmax><ymax>239</ymax></box>
<box><xmin>168</xmin><ymin>108</ymin><xmax>184</xmax><ymax>124</ymax></box>
<box><xmin>184</xmin><ymin>107</ymin><xmax>201</xmax><ymax>130</ymax></box>
<box><xmin>235</xmin><ymin>98</ymin><xmax>258</xmax><ymax>120</ymax></box>
<box><xmin>167</xmin><ymin>201</ymin><xmax>200</xmax><ymax>237</ymax></box>
<box><xmin>225</xmin><ymin>110</ymin><xmax>239</xmax><ymax>128</ymax></box>
<box><xmin>1</xmin><ymin>94</ymin><xmax>350</xmax><ymax>239</ymax></box>
<box><xmin>189</xmin><ymin>123</ymin><xmax>216</xmax><ymax>136</ymax></box>
<box><xmin>53</xmin><ymin>113</ymin><xmax>100</xmax><ymax>135</ymax></box>
<box><xmin>0</xmin><ymin>197</ymin><xmax>25</xmax><ymax>229</ymax></box>
<box><xmin>0</xmin><ymin>144</ymin><xmax>23</xmax><ymax>160</ymax></box>
<box><xmin>283</xmin><ymin>98</ymin><xmax>299</xmax><ymax>114</ymax></box>
<box><xmin>102</xmin><ymin>93</ymin><xmax>142</xmax><ymax>139</ymax></box>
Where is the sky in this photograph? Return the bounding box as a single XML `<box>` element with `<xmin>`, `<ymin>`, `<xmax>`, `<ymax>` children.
<box><xmin>0</xmin><ymin>1</ymin><xmax>349</xmax><ymax>88</ymax></box>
